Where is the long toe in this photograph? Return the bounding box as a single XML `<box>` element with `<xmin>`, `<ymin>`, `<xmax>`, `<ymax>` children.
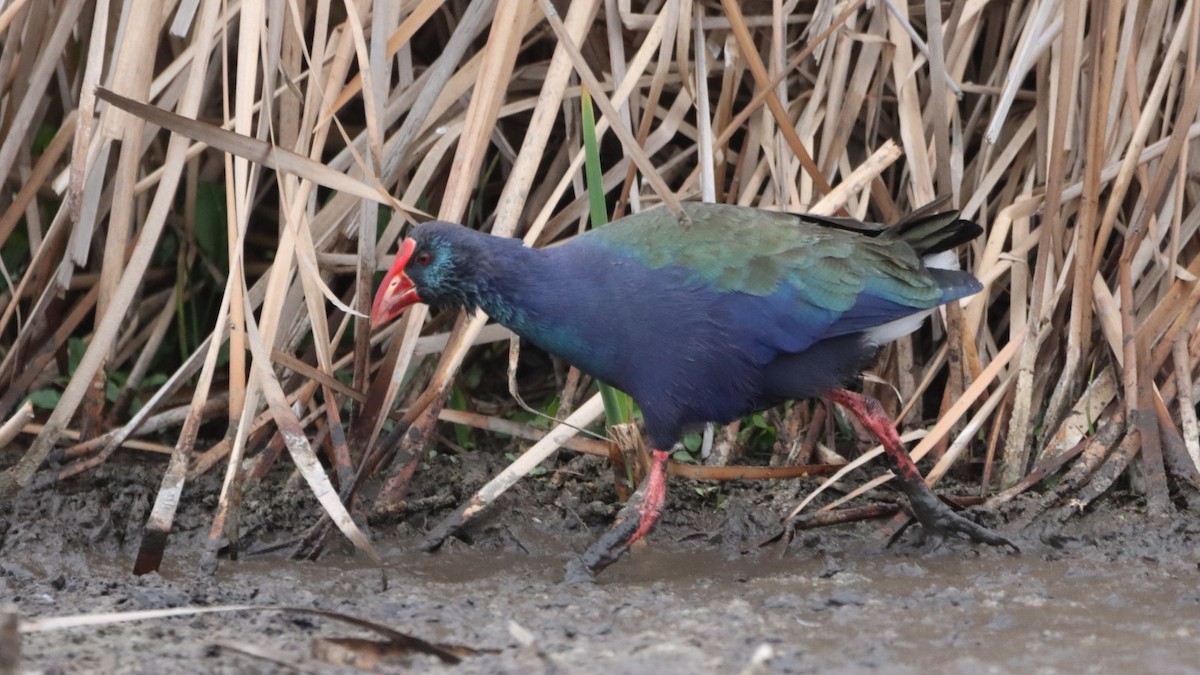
<box><xmin>909</xmin><ymin>493</ymin><xmax>1020</xmax><ymax>552</ymax></box>
<box><xmin>825</xmin><ymin>389</ymin><xmax>1020</xmax><ymax>553</ymax></box>
<box><xmin>577</xmin><ymin>515</ymin><xmax>641</xmax><ymax>576</ymax></box>
<box><xmin>570</xmin><ymin>448</ymin><xmax>672</xmax><ymax>577</ymax></box>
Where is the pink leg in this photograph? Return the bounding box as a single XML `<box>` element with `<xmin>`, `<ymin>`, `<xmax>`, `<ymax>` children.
<box><xmin>826</xmin><ymin>388</ymin><xmax>1017</xmax><ymax>550</ymax></box>
<box><xmin>577</xmin><ymin>449</ymin><xmax>671</xmax><ymax>576</ymax></box>
<box><xmin>625</xmin><ymin>449</ymin><xmax>670</xmax><ymax>545</ymax></box>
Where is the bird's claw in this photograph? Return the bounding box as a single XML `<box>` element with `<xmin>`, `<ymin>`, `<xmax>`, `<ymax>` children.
<box><xmin>576</xmin><ymin>514</ymin><xmax>640</xmax><ymax>577</ymax></box>
<box><xmin>906</xmin><ymin>492</ymin><xmax>1020</xmax><ymax>553</ymax></box>
<box><xmin>574</xmin><ymin>482</ymin><xmax>660</xmax><ymax>576</ymax></box>
<box><xmin>569</xmin><ymin>449</ymin><xmax>671</xmax><ymax>579</ymax></box>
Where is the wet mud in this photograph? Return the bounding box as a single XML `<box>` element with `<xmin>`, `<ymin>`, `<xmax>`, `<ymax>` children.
<box><xmin>2</xmin><ymin>448</ymin><xmax>1199</xmax><ymax>673</ymax></box>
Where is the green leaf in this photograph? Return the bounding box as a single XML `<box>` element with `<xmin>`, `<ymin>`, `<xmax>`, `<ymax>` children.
<box><xmin>194</xmin><ymin>182</ymin><xmax>228</xmax><ymax>269</ymax></box>
<box><xmin>447</xmin><ymin>386</ymin><xmax>474</xmax><ymax>449</ymax></box>
<box><xmin>29</xmin><ymin>389</ymin><xmax>60</xmax><ymax>410</ymax></box>
<box><xmin>377</xmin><ymin>206</ymin><xmax>393</xmax><ymax>236</ymax></box>
<box><xmin>32</xmin><ymin>124</ymin><xmax>57</xmax><ymax>155</ymax></box>
<box><xmin>1</xmin><ymin>228</ymin><xmax>29</xmax><ymax>273</ymax></box>
<box><xmin>67</xmin><ymin>337</ymin><xmax>87</xmax><ymax>376</ymax></box>
<box><xmin>672</xmin><ymin>449</ymin><xmax>696</xmax><ymax>463</ymax></box>
<box><xmin>461</xmin><ymin>362</ymin><xmax>483</xmax><ymax>390</ymax></box>
<box><xmin>581</xmin><ymin>88</ymin><xmax>609</xmax><ymax>232</ymax></box>
<box><xmin>143</xmin><ymin>373</ymin><xmax>169</xmax><ymax>388</ymax></box>
<box><xmin>581</xmin><ymin>87</ymin><xmax>635</xmax><ymax>428</ymax></box>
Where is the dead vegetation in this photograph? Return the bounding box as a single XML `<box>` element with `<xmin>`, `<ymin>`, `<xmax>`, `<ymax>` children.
<box><xmin>0</xmin><ymin>0</ymin><xmax>1197</xmax><ymax>575</ymax></box>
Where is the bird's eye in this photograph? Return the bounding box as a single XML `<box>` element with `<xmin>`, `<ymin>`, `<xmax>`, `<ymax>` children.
<box><xmin>415</xmin><ymin>251</ymin><xmax>432</xmax><ymax>265</ymax></box>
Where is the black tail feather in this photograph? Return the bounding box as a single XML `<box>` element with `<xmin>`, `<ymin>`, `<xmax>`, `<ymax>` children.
<box><xmin>895</xmin><ymin>211</ymin><xmax>983</xmax><ymax>256</ymax></box>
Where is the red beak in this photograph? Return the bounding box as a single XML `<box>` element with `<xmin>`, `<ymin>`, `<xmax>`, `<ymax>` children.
<box><xmin>371</xmin><ymin>238</ymin><xmax>422</xmax><ymax>326</ymax></box>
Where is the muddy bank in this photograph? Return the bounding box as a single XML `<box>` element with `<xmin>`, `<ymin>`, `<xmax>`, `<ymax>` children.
<box><xmin>2</xmin><ymin>450</ymin><xmax>1199</xmax><ymax>673</ymax></box>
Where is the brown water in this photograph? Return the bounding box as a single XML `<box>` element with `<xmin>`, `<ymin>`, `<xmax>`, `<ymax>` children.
<box><xmin>5</xmin><ymin>529</ymin><xmax>1198</xmax><ymax>673</ymax></box>
<box><xmin>3</xmin><ymin>452</ymin><xmax>1199</xmax><ymax>673</ymax></box>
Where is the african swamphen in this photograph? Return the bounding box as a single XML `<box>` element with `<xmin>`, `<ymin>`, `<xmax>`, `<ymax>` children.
<box><xmin>372</xmin><ymin>202</ymin><xmax>1015</xmax><ymax>574</ymax></box>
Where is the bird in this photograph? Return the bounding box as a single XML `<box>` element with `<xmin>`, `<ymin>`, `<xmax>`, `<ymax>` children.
<box><xmin>371</xmin><ymin>202</ymin><xmax>1016</xmax><ymax>575</ymax></box>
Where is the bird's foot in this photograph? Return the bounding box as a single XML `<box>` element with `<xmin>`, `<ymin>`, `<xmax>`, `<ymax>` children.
<box><xmin>905</xmin><ymin>489</ymin><xmax>1019</xmax><ymax>552</ymax></box>
<box><xmin>824</xmin><ymin>388</ymin><xmax>1018</xmax><ymax>553</ymax></box>
<box><xmin>574</xmin><ymin>449</ymin><xmax>670</xmax><ymax>577</ymax></box>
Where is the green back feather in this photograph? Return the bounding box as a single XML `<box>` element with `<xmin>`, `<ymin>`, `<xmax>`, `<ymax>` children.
<box><xmin>583</xmin><ymin>202</ymin><xmax>953</xmax><ymax>312</ymax></box>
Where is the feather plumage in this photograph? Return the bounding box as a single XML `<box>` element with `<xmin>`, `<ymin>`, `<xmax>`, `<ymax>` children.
<box><xmin>375</xmin><ymin>202</ymin><xmax>983</xmax><ymax>449</ymax></box>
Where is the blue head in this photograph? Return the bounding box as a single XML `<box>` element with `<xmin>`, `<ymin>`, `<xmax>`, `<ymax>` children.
<box><xmin>371</xmin><ymin>221</ymin><xmax>501</xmax><ymax>326</ymax></box>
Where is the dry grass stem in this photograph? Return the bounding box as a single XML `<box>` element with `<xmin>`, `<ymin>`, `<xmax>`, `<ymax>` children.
<box><xmin>0</xmin><ymin>0</ymin><xmax>1194</xmax><ymax>569</ymax></box>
